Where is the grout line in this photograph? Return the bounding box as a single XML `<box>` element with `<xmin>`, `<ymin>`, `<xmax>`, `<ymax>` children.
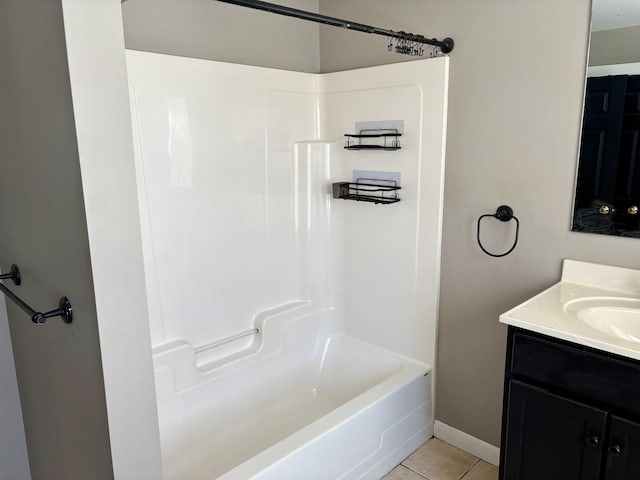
<box><xmin>394</xmin><ymin>438</ymin><xmax>491</xmax><ymax>480</ymax></box>
<box><xmin>399</xmin><ymin>463</ymin><xmax>432</xmax><ymax>479</ymax></box>
<box><xmin>459</xmin><ymin>459</ymin><xmax>481</xmax><ymax>479</ymax></box>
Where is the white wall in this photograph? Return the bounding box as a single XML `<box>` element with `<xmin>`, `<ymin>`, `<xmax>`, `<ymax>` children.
<box><xmin>321</xmin><ymin>60</ymin><xmax>449</xmax><ymax>367</ymax></box>
<box><xmin>128</xmin><ymin>50</ymin><xmax>448</xmax><ymax>369</ymax></box>
<box><xmin>127</xmin><ymin>50</ymin><xmax>318</xmax><ymax>350</ymax></box>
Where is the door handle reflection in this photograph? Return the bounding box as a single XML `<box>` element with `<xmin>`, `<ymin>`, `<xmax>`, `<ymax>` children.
<box><xmin>599</xmin><ymin>205</ymin><xmax>611</xmax><ymax>215</ymax></box>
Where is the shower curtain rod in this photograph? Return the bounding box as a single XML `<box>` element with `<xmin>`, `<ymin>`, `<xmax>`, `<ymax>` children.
<box><xmin>215</xmin><ymin>0</ymin><xmax>454</xmax><ymax>54</ymax></box>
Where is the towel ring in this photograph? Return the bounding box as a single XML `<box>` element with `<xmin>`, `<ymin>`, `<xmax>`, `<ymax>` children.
<box><xmin>477</xmin><ymin>205</ymin><xmax>520</xmax><ymax>258</ymax></box>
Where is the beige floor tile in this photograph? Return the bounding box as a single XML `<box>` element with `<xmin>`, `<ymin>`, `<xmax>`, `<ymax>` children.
<box><xmin>402</xmin><ymin>438</ymin><xmax>478</xmax><ymax>480</ymax></box>
<box><xmin>383</xmin><ymin>464</ymin><xmax>427</xmax><ymax>480</ymax></box>
<box><xmin>461</xmin><ymin>461</ymin><xmax>498</xmax><ymax>480</ymax></box>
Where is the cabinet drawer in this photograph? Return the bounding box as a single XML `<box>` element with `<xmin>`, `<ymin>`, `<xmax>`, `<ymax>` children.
<box><xmin>510</xmin><ymin>331</ymin><xmax>640</xmax><ymax>417</ymax></box>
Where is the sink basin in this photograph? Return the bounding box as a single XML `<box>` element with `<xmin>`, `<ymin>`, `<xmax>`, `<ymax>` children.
<box><xmin>564</xmin><ymin>297</ymin><xmax>640</xmax><ymax>343</ymax></box>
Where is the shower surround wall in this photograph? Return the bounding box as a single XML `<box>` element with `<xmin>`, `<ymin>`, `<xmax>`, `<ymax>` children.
<box><xmin>126</xmin><ymin>51</ymin><xmax>448</xmax><ymax>479</ymax></box>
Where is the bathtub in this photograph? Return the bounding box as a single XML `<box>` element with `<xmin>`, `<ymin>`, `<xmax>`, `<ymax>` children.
<box><xmin>152</xmin><ymin>304</ymin><xmax>433</xmax><ymax>480</ymax></box>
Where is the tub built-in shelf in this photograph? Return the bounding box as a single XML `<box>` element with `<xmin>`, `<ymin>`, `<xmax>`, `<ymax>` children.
<box><xmin>344</xmin><ymin>128</ymin><xmax>402</xmax><ymax>150</ymax></box>
<box><xmin>332</xmin><ymin>181</ymin><xmax>401</xmax><ymax>205</ymax></box>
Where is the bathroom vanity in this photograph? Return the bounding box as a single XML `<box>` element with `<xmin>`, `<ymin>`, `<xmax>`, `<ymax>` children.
<box><xmin>499</xmin><ymin>260</ymin><xmax>640</xmax><ymax>480</ymax></box>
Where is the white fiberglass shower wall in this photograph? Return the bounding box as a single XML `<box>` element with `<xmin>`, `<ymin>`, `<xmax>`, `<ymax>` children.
<box><xmin>127</xmin><ymin>50</ymin><xmax>448</xmax><ymax>479</ymax></box>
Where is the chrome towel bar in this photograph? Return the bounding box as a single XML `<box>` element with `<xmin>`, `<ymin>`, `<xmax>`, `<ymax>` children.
<box><xmin>0</xmin><ymin>264</ymin><xmax>73</xmax><ymax>324</ymax></box>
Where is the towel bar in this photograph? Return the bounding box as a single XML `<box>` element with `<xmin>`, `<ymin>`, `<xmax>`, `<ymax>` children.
<box><xmin>0</xmin><ymin>264</ymin><xmax>73</xmax><ymax>324</ymax></box>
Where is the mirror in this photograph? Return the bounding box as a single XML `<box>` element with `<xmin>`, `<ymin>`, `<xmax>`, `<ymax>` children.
<box><xmin>572</xmin><ymin>0</ymin><xmax>640</xmax><ymax>238</ymax></box>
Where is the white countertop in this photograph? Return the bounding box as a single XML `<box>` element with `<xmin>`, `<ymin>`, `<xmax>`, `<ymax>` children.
<box><xmin>500</xmin><ymin>259</ymin><xmax>640</xmax><ymax>361</ymax></box>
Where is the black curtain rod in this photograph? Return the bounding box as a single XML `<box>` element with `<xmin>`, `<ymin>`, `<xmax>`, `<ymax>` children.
<box><xmin>216</xmin><ymin>0</ymin><xmax>454</xmax><ymax>53</ymax></box>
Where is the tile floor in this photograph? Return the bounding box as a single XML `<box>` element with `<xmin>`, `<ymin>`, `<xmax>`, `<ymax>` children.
<box><xmin>383</xmin><ymin>438</ymin><xmax>498</xmax><ymax>480</ymax></box>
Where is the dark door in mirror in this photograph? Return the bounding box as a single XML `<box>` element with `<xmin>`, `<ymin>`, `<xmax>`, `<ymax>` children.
<box><xmin>573</xmin><ymin>75</ymin><xmax>640</xmax><ymax>237</ymax></box>
<box><xmin>619</xmin><ymin>76</ymin><xmax>640</xmax><ymax>230</ymax></box>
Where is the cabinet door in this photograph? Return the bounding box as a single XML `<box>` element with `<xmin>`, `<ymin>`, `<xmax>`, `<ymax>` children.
<box><xmin>502</xmin><ymin>380</ymin><xmax>607</xmax><ymax>480</ymax></box>
<box><xmin>604</xmin><ymin>416</ymin><xmax>640</xmax><ymax>480</ymax></box>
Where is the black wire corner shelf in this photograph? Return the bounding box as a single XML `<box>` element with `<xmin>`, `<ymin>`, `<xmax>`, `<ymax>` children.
<box><xmin>344</xmin><ymin>128</ymin><xmax>402</xmax><ymax>151</ymax></box>
<box><xmin>332</xmin><ymin>180</ymin><xmax>401</xmax><ymax>205</ymax></box>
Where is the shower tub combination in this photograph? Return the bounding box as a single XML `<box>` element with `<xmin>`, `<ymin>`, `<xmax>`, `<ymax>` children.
<box><xmin>127</xmin><ymin>50</ymin><xmax>449</xmax><ymax>479</ymax></box>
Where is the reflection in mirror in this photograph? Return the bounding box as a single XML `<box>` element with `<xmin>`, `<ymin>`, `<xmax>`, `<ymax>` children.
<box><xmin>572</xmin><ymin>0</ymin><xmax>640</xmax><ymax>237</ymax></box>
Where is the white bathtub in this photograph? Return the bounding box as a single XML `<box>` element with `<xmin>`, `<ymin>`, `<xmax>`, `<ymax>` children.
<box><xmin>152</xmin><ymin>305</ymin><xmax>433</xmax><ymax>480</ymax></box>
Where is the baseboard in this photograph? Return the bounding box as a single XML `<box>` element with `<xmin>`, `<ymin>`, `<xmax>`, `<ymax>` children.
<box><xmin>434</xmin><ymin>421</ymin><xmax>500</xmax><ymax>466</ymax></box>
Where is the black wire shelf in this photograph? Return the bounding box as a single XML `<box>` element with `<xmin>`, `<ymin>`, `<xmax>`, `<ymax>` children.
<box><xmin>332</xmin><ymin>181</ymin><xmax>401</xmax><ymax>205</ymax></box>
<box><xmin>344</xmin><ymin>129</ymin><xmax>402</xmax><ymax>150</ymax></box>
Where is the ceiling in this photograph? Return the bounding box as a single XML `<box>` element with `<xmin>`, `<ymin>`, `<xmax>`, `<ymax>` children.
<box><xmin>592</xmin><ymin>0</ymin><xmax>640</xmax><ymax>31</ymax></box>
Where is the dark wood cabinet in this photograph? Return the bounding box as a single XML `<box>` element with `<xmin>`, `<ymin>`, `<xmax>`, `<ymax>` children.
<box><xmin>604</xmin><ymin>416</ymin><xmax>640</xmax><ymax>480</ymax></box>
<box><xmin>503</xmin><ymin>380</ymin><xmax>606</xmax><ymax>480</ymax></box>
<box><xmin>500</xmin><ymin>327</ymin><xmax>640</xmax><ymax>480</ymax></box>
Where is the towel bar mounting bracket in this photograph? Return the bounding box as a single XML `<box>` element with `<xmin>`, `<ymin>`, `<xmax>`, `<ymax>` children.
<box><xmin>0</xmin><ymin>264</ymin><xmax>73</xmax><ymax>324</ymax></box>
<box><xmin>0</xmin><ymin>264</ymin><xmax>21</xmax><ymax>286</ymax></box>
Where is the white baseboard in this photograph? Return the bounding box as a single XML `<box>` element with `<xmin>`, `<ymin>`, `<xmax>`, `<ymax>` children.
<box><xmin>434</xmin><ymin>421</ymin><xmax>500</xmax><ymax>466</ymax></box>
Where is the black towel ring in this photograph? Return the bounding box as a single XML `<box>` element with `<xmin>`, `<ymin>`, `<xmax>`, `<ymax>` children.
<box><xmin>477</xmin><ymin>205</ymin><xmax>520</xmax><ymax>258</ymax></box>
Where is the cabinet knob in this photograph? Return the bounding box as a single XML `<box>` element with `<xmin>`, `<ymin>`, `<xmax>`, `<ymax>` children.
<box><xmin>609</xmin><ymin>445</ymin><xmax>623</xmax><ymax>458</ymax></box>
<box><xmin>599</xmin><ymin>206</ymin><xmax>611</xmax><ymax>215</ymax></box>
<box><xmin>628</xmin><ymin>206</ymin><xmax>638</xmax><ymax>216</ymax></box>
<box><xmin>586</xmin><ymin>435</ymin><xmax>601</xmax><ymax>448</ymax></box>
